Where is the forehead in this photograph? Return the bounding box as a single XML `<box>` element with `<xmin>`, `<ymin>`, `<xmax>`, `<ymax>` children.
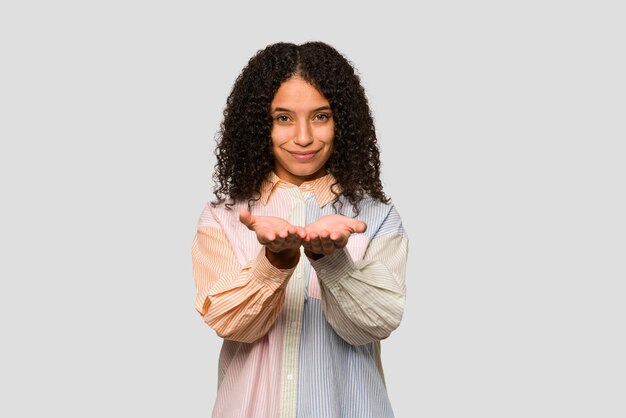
<box><xmin>271</xmin><ymin>77</ymin><xmax>329</xmax><ymax>109</ymax></box>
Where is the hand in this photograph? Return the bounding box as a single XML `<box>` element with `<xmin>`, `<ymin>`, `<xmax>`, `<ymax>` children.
<box><xmin>303</xmin><ymin>214</ymin><xmax>367</xmax><ymax>257</ymax></box>
<box><xmin>239</xmin><ymin>209</ymin><xmax>306</xmax><ymax>254</ymax></box>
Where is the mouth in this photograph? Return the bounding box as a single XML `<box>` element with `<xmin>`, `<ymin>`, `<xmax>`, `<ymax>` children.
<box><xmin>288</xmin><ymin>150</ymin><xmax>319</xmax><ymax>161</ymax></box>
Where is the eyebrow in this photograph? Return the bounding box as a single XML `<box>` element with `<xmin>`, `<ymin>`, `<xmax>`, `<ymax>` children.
<box><xmin>271</xmin><ymin>106</ymin><xmax>332</xmax><ymax>113</ymax></box>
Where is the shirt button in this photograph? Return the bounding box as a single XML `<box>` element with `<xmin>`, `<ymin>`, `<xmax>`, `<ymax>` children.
<box><xmin>287</xmin><ymin>374</ymin><xmax>294</xmax><ymax>380</ymax></box>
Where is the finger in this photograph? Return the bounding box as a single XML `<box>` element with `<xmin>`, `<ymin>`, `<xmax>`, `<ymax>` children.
<box><xmin>257</xmin><ymin>233</ymin><xmax>276</xmax><ymax>246</ymax></box>
<box><xmin>267</xmin><ymin>236</ymin><xmax>285</xmax><ymax>252</ymax></box>
<box><xmin>320</xmin><ymin>236</ymin><xmax>335</xmax><ymax>255</ymax></box>
<box><xmin>286</xmin><ymin>233</ymin><xmax>303</xmax><ymax>248</ymax></box>
<box><xmin>352</xmin><ymin>220</ymin><xmax>367</xmax><ymax>233</ymax></box>
<box><xmin>332</xmin><ymin>233</ymin><xmax>348</xmax><ymax>248</ymax></box>
<box><xmin>285</xmin><ymin>226</ymin><xmax>305</xmax><ymax>241</ymax></box>
<box><xmin>267</xmin><ymin>241</ymin><xmax>282</xmax><ymax>253</ymax></box>
<box><xmin>239</xmin><ymin>209</ymin><xmax>255</xmax><ymax>229</ymax></box>
<box><xmin>307</xmin><ymin>237</ymin><xmax>323</xmax><ymax>254</ymax></box>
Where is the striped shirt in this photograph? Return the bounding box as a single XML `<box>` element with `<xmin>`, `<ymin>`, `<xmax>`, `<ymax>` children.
<box><xmin>192</xmin><ymin>172</ymin><xmax>408</xmax><ymax>418</ymax></box>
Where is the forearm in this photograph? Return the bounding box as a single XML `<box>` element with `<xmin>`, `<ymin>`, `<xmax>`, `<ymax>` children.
<box><xmin>202</xmin><ymin>276</ymin><xmax>287</xmax><ymax>343</ymax></box>
<box><xmin>310</xmin><ymin>237</ymin><xmax>408</xmax><ymax>345</ymax></box>
<box><xmin>193</xmin><ymin>228</ymin><xmax>296</xmax><ymax>343</ymax></box>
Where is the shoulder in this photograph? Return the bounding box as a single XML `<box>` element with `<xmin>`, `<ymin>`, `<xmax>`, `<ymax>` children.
<box><xmin>197</xmin><ymin>200</ymin><xmax>248</xmax><ymax>229</ymax></box>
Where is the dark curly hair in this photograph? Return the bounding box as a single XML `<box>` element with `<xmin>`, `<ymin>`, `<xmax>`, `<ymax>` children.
<box><xmin>212</xmin><ymin>41</ymin><xmax>389</xmax><ymax>214</ymax></box>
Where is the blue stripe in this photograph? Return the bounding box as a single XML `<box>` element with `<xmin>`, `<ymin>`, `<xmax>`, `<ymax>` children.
<box><xmin>293</xmin><ymin>194</ymin><xmax>400</xmax><ymax>417</ymax></box>
<box><xmin>296</xmin><ymin>299</ymin><xmax>394</xmax><ymax>418</ymax></box>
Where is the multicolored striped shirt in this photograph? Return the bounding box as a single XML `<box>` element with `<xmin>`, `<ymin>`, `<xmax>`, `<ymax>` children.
<box><xmin>192</xmin><ymin>172</ymin><xmax>408</xmax><ymax>418</ymax></box>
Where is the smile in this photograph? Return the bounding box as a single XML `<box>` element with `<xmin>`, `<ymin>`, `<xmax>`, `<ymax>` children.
<box><xmin>288</xmin><ymin>150</ymin><xmax>319</xmax><ymax>161</ymax></box>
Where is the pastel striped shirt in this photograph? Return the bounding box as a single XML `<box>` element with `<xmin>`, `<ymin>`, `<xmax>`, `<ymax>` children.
<box><xmin>192</xmin><ymin>172</ymin><xmax>408</xmax><ymax>418</ymax></box>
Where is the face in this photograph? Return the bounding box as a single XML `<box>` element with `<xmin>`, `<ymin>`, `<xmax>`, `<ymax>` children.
<box><xmin>270</xmin><ymin>76</ymin><xmax>335</xmax><ymax>186</ymax></box>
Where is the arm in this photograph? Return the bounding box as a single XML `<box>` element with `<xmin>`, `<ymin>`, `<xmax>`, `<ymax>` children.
<box><xmin>306</xmin><ymin>206</ymin><xmax>408</xmax><ymax>345</ymax></box>
<box><xmin>192</xmin><ymin>208</ymin><xmax>302</xmax><ymax>343</ymax></box>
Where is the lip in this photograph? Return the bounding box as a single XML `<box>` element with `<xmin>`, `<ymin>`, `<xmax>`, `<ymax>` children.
<box><xmin>288</xmin><ymin>150</ymin><xmax>319</xmax><ymax>161</ymax></box>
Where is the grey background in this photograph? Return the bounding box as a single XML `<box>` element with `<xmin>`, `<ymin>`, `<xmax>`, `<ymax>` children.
<box><xmin>1</xmin><ymin>1</ymin><xmax>624</xmax><ymax>417</ymax></box>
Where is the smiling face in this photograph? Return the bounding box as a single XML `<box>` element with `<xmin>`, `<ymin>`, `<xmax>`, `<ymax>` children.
<box><xmin>270</xmin><ymin>76</ymin><xmax>335</xmax><ymax>186</ymax></box>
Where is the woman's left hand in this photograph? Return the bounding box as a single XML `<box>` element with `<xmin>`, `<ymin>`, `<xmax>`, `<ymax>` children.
<box><xmin>303</xmin><ymin>214</ymin><xmax>367</xmax><ymax>258</ymax></box>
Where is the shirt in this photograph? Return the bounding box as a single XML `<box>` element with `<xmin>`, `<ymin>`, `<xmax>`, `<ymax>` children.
<box><xmin>192</xmin><ymin>172</ymin><xmax>408</xmax><ymax>418</ymax></box>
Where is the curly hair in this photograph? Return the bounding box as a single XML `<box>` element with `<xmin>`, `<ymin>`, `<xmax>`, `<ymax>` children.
<box><xmin>212</xmin><ymin>41</ymin><xmax>389</xmax><ymax>214</ymax></box>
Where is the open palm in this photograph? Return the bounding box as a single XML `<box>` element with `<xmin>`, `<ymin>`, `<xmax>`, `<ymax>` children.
<box><xmin>304</xmin><ymin>214</ymin><xmax>367</xmax><ymax>256</ymax></box>
<box><xmin>239</xmin><ymin>209</ymin><xmax>306</xmax><ymax>253</ymax></box>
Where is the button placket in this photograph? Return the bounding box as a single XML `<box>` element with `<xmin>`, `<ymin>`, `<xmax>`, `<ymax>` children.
<box><xmin>279</xmin><ymin>187</ymin><xmax>308</xmax><ymax>417</ymax></box>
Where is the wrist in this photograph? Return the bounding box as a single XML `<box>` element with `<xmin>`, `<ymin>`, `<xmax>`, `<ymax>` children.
<box><xmin>304</xmin><ymin>249</ymin><xmax>325</xmax><ymax>261</ymax></box>
<box><xmin>265</xmin><ymin>247</ymin><xmax>300</xmax><ymax>269</ymax></box>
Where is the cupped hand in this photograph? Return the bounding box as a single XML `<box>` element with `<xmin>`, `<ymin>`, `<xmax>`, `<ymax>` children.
<box><xmin>239</xmin><ymin>209</ymin><xmax>306</xmax><ymax>253</ymax></box>
<box><xmin>303</xmin><ymin>214</ymin><xmax>367</xmax><ymax>257</ymax></box>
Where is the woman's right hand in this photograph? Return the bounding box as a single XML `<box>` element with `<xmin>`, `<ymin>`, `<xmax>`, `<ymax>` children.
<box><xmin>239</xmin><ymin>209</ymin><xmax>306</xmax><ymax>268</ymax></box>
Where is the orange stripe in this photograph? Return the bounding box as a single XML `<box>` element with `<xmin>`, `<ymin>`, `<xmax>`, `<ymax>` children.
<box><xmin>192</xmin><ymin>226</ymin><xmax>296</xmax><ymax>343</ymax></box>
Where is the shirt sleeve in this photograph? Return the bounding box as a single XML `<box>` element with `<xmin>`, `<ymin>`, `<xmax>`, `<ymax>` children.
<box><xmin>192</xmin><ymin>221</ymin><xmax>296</xmax><ymax>343</ymax></box>
<box><xmin>309</xmin><ymin>205</ymin><xmax>408</xmax><ymax>345</ymax></box>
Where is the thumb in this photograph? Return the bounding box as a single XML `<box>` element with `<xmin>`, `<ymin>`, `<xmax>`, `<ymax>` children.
<box><xmin>239</xmin><ymin>209</ymin><xmax>255</xmax><ymax>229</ymax></box>
<box><xmin>352</xmin><ymin>220</ymin><xmax>367</xmax><ymax>233</ymax></box>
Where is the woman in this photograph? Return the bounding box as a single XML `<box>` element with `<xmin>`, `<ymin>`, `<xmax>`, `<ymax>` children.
<box><xmin>192</xmin><ymin>41</ymin><xmax>408</xmax><ymax>418</ymax></box>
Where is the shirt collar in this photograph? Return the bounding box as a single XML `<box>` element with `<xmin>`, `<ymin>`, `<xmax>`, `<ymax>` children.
<box><xmin>260</xmin><ymin>172</ymin><xmax>342</xmax><ymax>208</ymax></box>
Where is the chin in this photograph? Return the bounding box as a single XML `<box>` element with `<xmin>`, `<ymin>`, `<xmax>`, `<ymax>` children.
<box><xmin>295</xmin><ymin>167</ymin><xmax>323</xmax><ymax>177</ymax></box>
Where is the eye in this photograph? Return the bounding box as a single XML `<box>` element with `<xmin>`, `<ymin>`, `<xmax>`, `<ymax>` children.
<box><xmin>275</xmin><ymin>114</ymin><xmax>290</xmax><ymax>123</ymax></box>
<box><xmin>314</xmin><ymin>113</ymin><xmax>330</xmax><ymax>121</ymax></box>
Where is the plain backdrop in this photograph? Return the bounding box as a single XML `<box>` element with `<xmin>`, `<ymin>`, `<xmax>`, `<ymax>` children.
<box><xmin>1</xmin><ymin>1</ymin><xmax>624</xmax><ymax>417</ymax></box>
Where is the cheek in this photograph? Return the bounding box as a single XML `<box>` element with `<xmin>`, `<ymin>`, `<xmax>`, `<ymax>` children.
<box><xmin>319</xmin><ymin>125</ymin><xmax>335</xmax><ymax>144</ymax></box>
<box><xmin>271</xmin><ymin>126</ymin><xmax>291</xmax><ymax>146</ymax></box>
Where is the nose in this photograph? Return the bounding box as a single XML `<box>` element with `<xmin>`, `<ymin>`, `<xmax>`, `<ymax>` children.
<box><xmin>293</xmin><ymin>122</ymin><xmax>314</xmax><ymax>147</ymax></box>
